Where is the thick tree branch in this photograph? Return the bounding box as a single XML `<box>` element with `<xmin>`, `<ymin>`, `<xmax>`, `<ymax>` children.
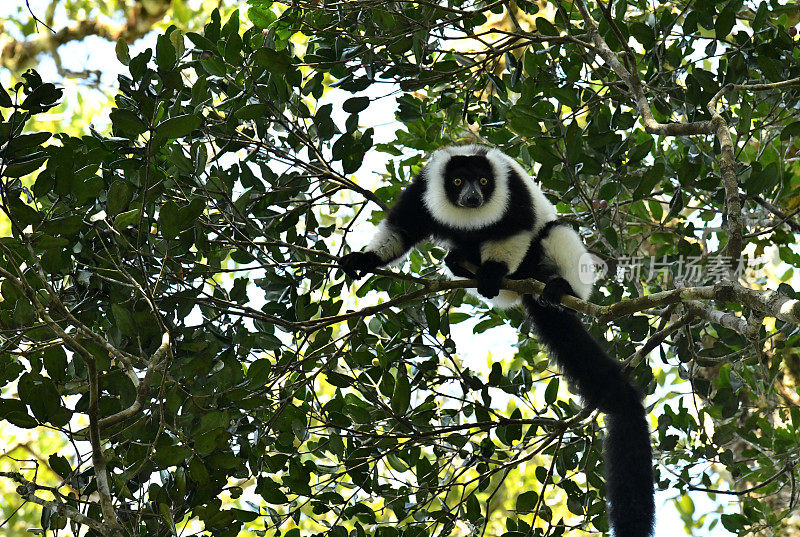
<box><xmin>316</xmin><ymin>266</ymin><xmax>799</xmax><ymax>342</ymax></box>
<box><xmin>98</xmin><ymin>331</ymin><xmax>170</xmax><ymax>429</ymax></box>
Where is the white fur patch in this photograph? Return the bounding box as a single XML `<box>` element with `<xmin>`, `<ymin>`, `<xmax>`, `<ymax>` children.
<box><xmin>540</xmin><ymin>225</ymin><xmax>593</xmax><ymax>300</ymax></box>
<box><xmin>366</xmin><ymin>220</ymin><xmax>405</xmax><ymax>263</ymax></box>
<box><xmin>480</xmin><ymin>232</ymin><xmax>533</xmax><ymax>273</ymax></box>
<box><xmin>422</xmin><ymin>145</ymin><xmax>511</xmax><ymax>229</ymax></box>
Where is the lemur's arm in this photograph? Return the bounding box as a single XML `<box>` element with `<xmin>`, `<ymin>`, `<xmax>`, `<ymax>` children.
<box><xmin>474</xmin><ymin>232</ymin><xmax>532</xmax><ymax>298</ymax></box>
<box><xmin>340</xmin><ymin>180</ymin><xmax>433</xmax><ymax>279</ymax></box>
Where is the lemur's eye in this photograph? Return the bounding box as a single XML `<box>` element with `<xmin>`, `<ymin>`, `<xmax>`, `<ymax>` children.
<box><xmin>453</xmin><ymin>178</ymin><xmax>462</xmax><ymax>186</ymax></box>
<box><xmin>480</xmin><ymin>177</ymin><xmax>488</xmax><ymax>186</ymax></box>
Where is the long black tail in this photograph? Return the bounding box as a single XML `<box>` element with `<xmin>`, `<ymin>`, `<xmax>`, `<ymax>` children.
<box><xmin>524</xmin><ymin>296</ymin><xmax>655</xmax><ymax>537</ymax></box>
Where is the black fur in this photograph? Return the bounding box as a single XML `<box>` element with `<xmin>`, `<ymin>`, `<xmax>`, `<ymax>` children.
<box><xmin>338</xmin><ymin>147</ymin><xmax>655</xmax><ymax>537</ymax></box>
<box><xmin>524</xmin><ymin>291</ymin><xmax>655</xmax><ymax>537</ymax></box>
<box><xmin>475</xmin><ymin>260</ymin><xmax>508</xmax><ymax>298</ymax></box>
<box><xmin>340</xmin><ymin>251</ymin><xmax>382</xmax><ymax>279</ymax></box>
<box><xmin>443</xmin><ymin>155</ymin><xmax>496</xmax><ymax>206</ymax></box>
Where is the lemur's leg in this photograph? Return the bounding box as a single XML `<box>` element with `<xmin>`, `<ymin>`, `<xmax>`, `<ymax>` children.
<box><xmin>537</xmin><ymin>223</ymin><xmax>593</xmax><ymax>303</ymax></box>
<box><xmin>444</xmin><ymin>249</ymin><xmax>476</xmax><ymax>279</ymax></box>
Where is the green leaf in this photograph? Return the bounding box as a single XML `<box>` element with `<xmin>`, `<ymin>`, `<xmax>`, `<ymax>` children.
<box><xmin>752</xmin><ymin>1</ymin><xmax>768</xmax><ymax>32</ymax></box>
<box><xmin>0</xmin><ymin>398</ymin><xmax>37</xmax><ymax>428</ymax></box>
<box><xmin>110</xmin><ymin>109</ymin><xmax>147</xmax><ymax>137</ymax></box>
<box><xmin>508</xmin><ymin>105</ymin><xmax>542</xmax><ymax>137</ymax></box>
<box><xmin>8</xmin><ymin>199</ymin><xmax>41</xmax><ymax>226</ymax></box>
<box><xmin>107</xmin><ymin>181</ymin><xmax>133</xmax><ymax>216</ymax></box>
<box><xmin>156</xmin><ymin>33</ymin><xmax>177</xmax><ymax>70</ymax></box>
<box><xmin>757</xmin><ymin>55</ymin><xmax>783</xmax><ymax>82</ymax></box>
<box><xmin>116</xmin><ymin>38</ymin><xmax>130</xmax><ymax>66</ymax></box>
<box><xmin>391</xmin><ymin>370</ymin><xmax>411</xmax><ymax>415</ymax></box>
<box><xmin>326</xmin><ymin>372</ymin><xmax>353</xmax><ymax>388</ymax></box>
<box><xmin>21</xmin><ymin>83</ymin><xmax>62</xmax><ymax>112</ymax></box>
<box><xmin>42</xmin><ymin>347</ymin><xmax>67</xmax><ymax>382</ymax></box>
<box><xmin>160</xmin><ymin>198</ymin><xmax>204</xmax><ymax>238</ymax></box>
<box><xmin>545</xmin><ymin>377</ymin><xmax>559</xmax><ymax>405</ymax></box>
<box><xmin>111</xmin><ymin>304</ymin><xmax>137</xmax><ymax>336</ymax></box>
<box><xmin>154</xmin><ymin>114</ymin><xmax>202</xmax><ymax>141</ymax></box>
<box><xmin>114</xmin><ymin>208</ymin><xmax>141</xmax><ymax>229</ymax></box>
<box><xmin>633</xmin><ymin>161</ymin><xmax>665</xmax><ymax>198</ymax></box>
<box><xmin>34</xmin><ymin>235</ymin><xmax>69</xmax><ymax>250</ymax></box>
<box><xmin>516</xmin><ymin>490</ymin><xmax>538</xmax><ymax>512</ymax></box>
<box><xmin>7</xmin><ymin>131</ymin><xmax>51</xmax><ymax>152</ymax></box>
<box><xmin>715</xmin><ymin>4</ymin><xmax>736</xmax><ymax>39</ymax></box>
<box><xmin>253</xmin><ymin>48</ymin><xmax>291</xmax><ymax>74</ymax></box>
<box><xmin>780</xmin><ymin>121</ymin><xmax>800</xmax><ymax>141</ymax></box>
<box><xmin>234</xmin><ymin>104</ymin><xmax>269</xmax><ymax>120</ymax></box>
<box><xmin>0</xmin><ymin>81</ymin><xmax>12</xmax><ymax>107</ymax></box>
<box><xmin>424</xmin><ymin>302</ymin><xmax>440</xmax><ymax>335</ymax></box>
<box><xmin>49</xmin><ymin>454</ymin><xmax>72</xmax><ymax>478</ymax></box>
<box><xmin>224</xmin><ymin>31</ymin><xmax>243</xmax><ymax>64</ymax></box>
<box><xmin>628</xmin><ymin>138</ymin><xmax>653</xmax><ymax>163</ymax></box>
<box><xmin>155</xmin><ymin>445</ymin><xmax>192</xmax><ymax>467</ymax></box>
<box><xmin>181</xmin><ymin>197</ymin><xmax>205</xmax><ymax>222</ymax></box>
<box><xmin>4</xmin><ymin>154</ymin><xmax>47</xmax><ymax>177</ymax></box>
<box><xmin>19</xmin><ymin>373</ymin><xmax>61</xmax><ymax>423</ymax></box>
<box><xmin>721</xmin><ymin>513</ymin><xmax>748</xmax><ymax>532</ymax></box>
<box><xmin>536</xmin><ymin>17</ymin><xmax>558</xmax><ymax>36</ymax></box>
<box><xmin>40</xmin><ymin>215</ymin><xmax>82</xmax><ymax>237</ymax></box>
<box><xmin>169</xmin><ymin>29</ymin><xmax>186</xmax><ymax>60</ymax></box>
<box><xmin>257</xmin><ymin>477</ymin><xmax>289</xmax><ymax>504</ymax></box>
<box><xmin>343</xmin><ymin>97</ymin><xmax>370</xmax><ymax>114</ymax></box>
<box><xmin>186</xmin><ymin>31</ymin><xmax>217</xmax><ymax>51</ymax></box>
<box><xmin>160</xmin><ymin>201</ymin><xmax>182</xmax><ymax>238</ymax></box>
<box><xmin>248</xmin><ymin>5</ymin><xmax>277</xmax><ymax>29</ymax></box>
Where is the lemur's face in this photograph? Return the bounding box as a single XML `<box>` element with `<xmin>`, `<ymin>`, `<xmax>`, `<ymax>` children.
<box><xmin>443</xmin><ymin>155</ymin><xmax>496</xmax><ymax>209</ymax></box>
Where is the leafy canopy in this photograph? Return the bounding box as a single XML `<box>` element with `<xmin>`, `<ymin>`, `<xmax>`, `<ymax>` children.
<box><xmin>1</xmin><ymin>1</ymin><xmax>800</xmax><ymax>536</ymax></box>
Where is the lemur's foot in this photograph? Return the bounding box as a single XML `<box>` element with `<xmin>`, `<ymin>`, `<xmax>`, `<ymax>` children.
<box><xmin>538</xmin><ymin>277</ymin><xmax>575</xmax><ymax>307</ymax></box>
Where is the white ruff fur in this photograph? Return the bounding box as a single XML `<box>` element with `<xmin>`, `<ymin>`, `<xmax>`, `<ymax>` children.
<box><xmin>422</xmin><ymin>145</ymin><xmax>557</xmax><ymax>235</ymax></box>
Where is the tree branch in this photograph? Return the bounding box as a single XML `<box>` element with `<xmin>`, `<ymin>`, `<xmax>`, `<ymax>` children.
<box><xmin>98</xmin><ymin>331</ymin><xmax>170</xmax><ymax>429</ymax></box>
<box><xmin>1</xmin><ymin>0</ymin><xmax>171</xmax><ymax>72</ymax></box>
<box><xmin>1</xmin><ymin>471</ymin><xmax>108</xmax><ymax>535</ymax></box>
<box><xmin>573</xmin><ymin>0</ymin><xmax>714</xmax><ymax>137</ymax></box>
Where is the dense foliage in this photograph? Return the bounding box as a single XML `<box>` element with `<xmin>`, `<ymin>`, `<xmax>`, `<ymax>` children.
<box><xmin>1</xmin><ymin>1</ymin><xmax>800</xmax><ymax>536</ymax></box>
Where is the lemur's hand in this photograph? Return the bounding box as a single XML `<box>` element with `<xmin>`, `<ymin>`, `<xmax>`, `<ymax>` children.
<box><xmin>339</xmin><ymin>251</ymin><xmax>382</xmax><ymax>279</ymax></box>
<box><xmin>538</xmin><ymin>277</ymin><xmax>575</xmax><ymax>307</ymax></box>
<box><xmin>475</xmin><ymin>261</ymin><xmax>507</xmax><ymax>299</ymax></box>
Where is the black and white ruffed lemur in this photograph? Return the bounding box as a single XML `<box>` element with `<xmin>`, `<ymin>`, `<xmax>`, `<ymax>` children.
<box><xmin>338</xmin><ymin>144</ymin><xmax>655</xmax><ymax>537</ymax></box>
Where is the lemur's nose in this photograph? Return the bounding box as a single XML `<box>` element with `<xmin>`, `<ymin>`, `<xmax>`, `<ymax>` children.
<box><xmin>459</xmin><ymin>183</ymin><xmax>484</xmax><ymax>208</ymax></box>
<box><xmin>463</xmin><ymin>194</ymin><xmax>482</xmax><ymax>207</ymax></box>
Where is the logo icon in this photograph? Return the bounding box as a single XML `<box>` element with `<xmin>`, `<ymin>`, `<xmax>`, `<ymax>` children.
<box><xmin>578</xmin><ymin>252</ymin><xmax>608</xmax><ymax>285</ymax></box>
